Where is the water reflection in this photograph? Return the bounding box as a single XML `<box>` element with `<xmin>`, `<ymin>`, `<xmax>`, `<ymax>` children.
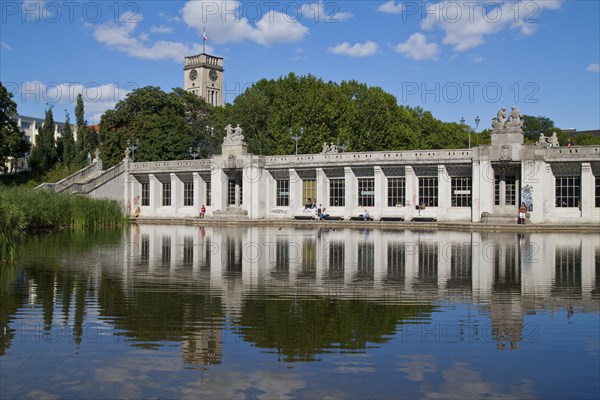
<box><xmin>1</xmin><ymin>226</ymin><xmax>599</xmax><ymax>398</ymax></box>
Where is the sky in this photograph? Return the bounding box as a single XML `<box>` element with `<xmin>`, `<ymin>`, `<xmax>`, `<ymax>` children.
<box><xmin>1</xmin><ymin>0</ymin><xmax>599</xmax><ymax>131</ymax></box>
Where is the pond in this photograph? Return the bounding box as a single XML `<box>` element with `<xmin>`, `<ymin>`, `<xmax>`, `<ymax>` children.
<box><xmin>1</xmin><ymin>225</ymin><xmax>599</xmax><ymax>399</ymax></box>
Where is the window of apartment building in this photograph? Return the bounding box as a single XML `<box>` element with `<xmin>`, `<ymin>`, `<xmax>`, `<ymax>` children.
<box><xmin>555</xmin><ymin>176</ymin><xmax>580</xmax><ymax>208</ymax></box>
<box><xmin>329</xmin><ymin>178</ymin><xmax>345</xmax><ymax>206</ymax></box>
<box><xmin>387</xmin><ymin>177</ymin><xmax>405</xmax><ymax>207</ymax></box>
<box><xmin>141</xmin><ymin>183</ymin><xmax>150</xmax><ymax>206</ymax></box>
<box><xmin>184</xmin><ymin>182</ymin><xmax>194</xmax><ymax>206</ymax></box>
<box><xmin>451</xmin><ymin>177</ymin><xmax>472</xmax><ymax>207</ymax></box>
<box><xmin>419</xmin><ymin>177</ymin><xmax>438</xmax><ymax>207</ymax></box>
<box><xmin>276</xmin><ymin>179</ymin><xmax>290</xmax><ymax>206</ymax></box>
<box><xmin>303</xmin><ymin>179</ymin><xmax>316</xmax><ymax>204</ymax></box>
<box><xmin>162</xmin><ymin>183</ymin><xmax>171</xmax><ymax>206</ymax></box>
<box><xmin>21</xmin><ymin>121</ymin><xmax>31</xmax><ymax>129</ymax></box>
<box><xmin>358</xmin><ymin>178</ymin><xmax>375</xmax><ymax>207</ymax></box>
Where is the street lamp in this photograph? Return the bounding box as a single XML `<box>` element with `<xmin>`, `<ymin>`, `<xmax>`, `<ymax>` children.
<box><xmin>127</xmin><ymin>138</ymin><xmax>139</xmax><ymax>161</ymax></box>
<box><xmin>337</xmin><ymin>138</ymin><xmax>348</xmax><ymax>153</ymax></box>
<box><xmin>189</xmin><ymin>146</ymin><xmax>200</xmax><ymax>160</ymax></box>
<box><xmin>290</xmin><ymin>127</ymin><xmax>304</xmax><ymax>155</ymax></box>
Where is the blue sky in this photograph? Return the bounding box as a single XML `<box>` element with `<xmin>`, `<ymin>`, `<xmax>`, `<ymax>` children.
<box><xmin>1</xmin><ymin>0</ymin><xmax>599</xmax><ymax>130</ymax></box>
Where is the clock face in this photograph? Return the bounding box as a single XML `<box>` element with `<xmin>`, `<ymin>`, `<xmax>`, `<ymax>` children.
<box><xmin>189</xmin><ymin>69</ymin><xmax>197</xmax><ymax>81</ymax></box>
<box><xmin>209</xmin><ymin>69</ymin><xmax>218</xmax><ymax>82</ymax></box>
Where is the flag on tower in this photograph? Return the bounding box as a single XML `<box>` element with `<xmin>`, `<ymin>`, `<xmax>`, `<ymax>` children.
<box><xmin>202</xmin><ymin>28</ymin><xmax>207</xmax><ymax>53</ymax></box>
<box><xmin>203</xmin><ymin>30</ymin><xmax>207</xmax><ymax>41</ymax></box>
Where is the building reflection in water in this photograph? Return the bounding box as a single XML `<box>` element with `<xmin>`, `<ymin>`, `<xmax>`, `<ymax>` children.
<box><xmin>5</xmin><ymin>226</ymin><xmax>598</xmax><ymax>364</ymax></box>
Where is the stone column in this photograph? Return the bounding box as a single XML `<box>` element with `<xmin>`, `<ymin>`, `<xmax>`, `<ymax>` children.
<box><xmin>438</xmin><ymin>165</ymin><xmax>450</xmax><ymax>216</ymax></box>
<box><xmin>581</xmin><ymin>163</ymin><xmax>593</xmax><ymax>219</ymax></box>
<box><xmin>290</xmin><ymin>169</ymin><xmax>301</xmax><ymax>213</ymax></box>
<box><xmin>471</xmin><ymin>160</ymin><xmax>481</xmax><ymax>222</ymax></box>
<box><xmin>234</xmin><ymin>174</ymin><xmax>241</xmax><ymax>207</ymax></box>
<box><xmin>478</xmin><ymin>160</ymin><xmax>494</xmax><ymax>216</ymax></box>
<box><xmin>212</xmin><ymin>167</ymin><xmax>228</xmax><ymax>211</ymax></box>
<box><xmin>149</xmin><ymin>174</ymin><xmax>159</xmax><ymax>216</ymax></box>
<box><xmin>344</xmin><ymin>167</ymin><xmax>355</xmax><ymax>218</ymax></box>
<box><xmin>405</xmin><ymin>166</ymin><xmax>417</xmax><ymax>220</ymax></box>
<box><xmin>316</xmin><ymin>168</ymin><xmax>327</xmax><ymax>207</ymax></box>
<box><xmin>171</xmin><ymin>173</ymin><xmax>180</xmax><ymax>214</ymax></box>
<box><xmin>374</xmin><ymin>166</ymin><xmax>385</xmax><ymax>219</ymax></box>
<box><xmin>193</xmin><ymin>172</ymin><xmax>202</xmax><ymax>213</ymax></box>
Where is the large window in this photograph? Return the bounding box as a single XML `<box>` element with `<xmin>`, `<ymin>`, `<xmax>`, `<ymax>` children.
<box><xmin>141</xmin><ymin>183</ymin><xmax>150</xmax><ymax>206</ymax></box>
<box><xmin>358</xmin><ymin>178</ymin><xmax>375</xmax><ymax>207</ymax></box>
<box><xmin>451</xmin><ymin>177</ymin><xmax>472</xmax><ymax>207</ymax></box>
<box><xmin>387</xmin><ymin>178</ymin><xmax>405</xmax><ymax>207</ymax></box>
<box><xmin>494</xmin><ymin>175</ymin><xmax>500</xmax><ymax>206</ymax></box>
<box><xmin>162</xmin><ymin>183</ymin><xmax>171</xmax><ymax>206</ymax></box>
<box><xmin>419</xmin><ymin>177</ymin><xmax>438</xmax><ymax>207</ymax></box>
<box><xmin>184</xmin><ymin>182</ymin><xmax>194</xmax><ymax>206</ymax></box>
<box><xmin>329</xmin><ymin>178</ymin><xmax>345</xmax><ymax>206</ymax></box>
<box><xmin>228</xmin><ymin>180</ymin><xmax>236</xmax><ymax>205</ymax></box>
<box><xmin>555</xmin><ymin>176</ymin><xmax>580</xmax><ymax>207</ymax></box>
<box><xmin>276</xmin><ymin>179</ymin><xmax>290</xmax><ymax>206</ymax></box>
<box><xmin>303</xmin><ymin>179</ymin><xmax>317</xmax><ymax>204</ymax></box>
<box><xmin>505</xmin><ymin>175</ymin><xmax>517</xmax><ymax>206</ymax></box>
<box><xmin>206</xmin><ymin>181</ymin><xmax>211</xmax><ymax>206</ymax></box>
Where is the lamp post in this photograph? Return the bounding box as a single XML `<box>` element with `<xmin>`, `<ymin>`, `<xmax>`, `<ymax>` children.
<box><xmin>189</xmin><ymin>146</ymin><xmax>200</xmax><ymax>160</ymax></box>
<box><xmin>337</xmin><ymin>138</ymin><xmax>348</xmax><ymax>153</ymax></box>
<box><xmin>290</xmin><ymin>127</ymin><xmax>304</xmax><ymax>155</ymax></box>
<box><xmin>127</xmin><ymin>138</ymin><xmax>139</xmax><ymax>161</ymax></box>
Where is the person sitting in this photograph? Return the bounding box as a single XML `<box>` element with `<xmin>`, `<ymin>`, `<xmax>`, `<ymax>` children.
<box><xmin>321</xmin><ymin>206</ymin><xmax>329</xmax><ymax>220</ymax></box>
<box><xmin>134</xmin><ymin>207</ymin><xmax>141</xmax><ymax>218</ymax></box>
<box><xmin>199</xmin><ymin>205</ymin><xmax>206</xmax><ymax>219</ymax></box>
<box><xmin>362</xmin><ymin>210</ymin><xmax>370</xmax><ymax>221</ymax></box>
<box><xmin>518</xmin><ymin>202</ymin><xmax>527</xmax><ymax>225</ymax></box>
<box><xmin>305</xmin><ymin>198</ymin><xmax>314</xmax><ymax>209</ymax></box>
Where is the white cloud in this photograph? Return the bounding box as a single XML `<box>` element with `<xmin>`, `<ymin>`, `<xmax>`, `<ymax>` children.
<box><xmin>88</xmin><ymin>13</ymin><xmax>205</xmax><ymax>62</ymax></box>
<box><xmin>395</xmin><ymin>33</ymin><xmax>439</xmax><ymax>61</ymax></box>
<box><xmin>149</xmin><ymin>25</ymin><xmax>173</xmax><ymax>34</ymax></box>
<box><xmin>1</xmin><ymin>41</ymin><xmax>12</xmax><ymax>50</ymax></box>
<box><xmin>377</xmin><ymin>1</ymin><xmax>403</xmax><ymax>14</ymax></box>
<box><xmin>586</xmin><ymin>63</ymin><xmax>600</xmax><ymax>73</ymax></box>
<box><xmin>20</xmin><ymin>81</ymin><xmax>132</xmax><ymax>123</ymax></box>
<box><xmin>181</xmin><ymin>0</ymin><xmax>308</xmax><ymax>46</ymax></box>
<box><xmin>300</xmin><ymin>1</ymin><xmax>353</xmax><ymax>22</ymax></box>
<box><xmin>328</xmin><ymin>41</ymin><xmax>380</xmax><ymax>57</ymax></box>
<box><xmin>421</xmin><ymin>0</ymin><xmax>563</xmax><ymax>52</ymax></box>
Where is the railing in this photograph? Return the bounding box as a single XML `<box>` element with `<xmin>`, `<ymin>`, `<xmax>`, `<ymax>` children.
<box><xmin>52</xmin><ymin>162</ymin><xmax>102</xmax><ymax>193</ymax></box>
<box><xmin>79</xmin><ymin>161</ymin><xmax>126</xmax><ymax>194</ymax></box>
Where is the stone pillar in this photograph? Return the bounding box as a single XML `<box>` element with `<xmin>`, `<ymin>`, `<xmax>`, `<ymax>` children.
<box><xmin>438</xmin><ymin>165</ymin><xmax>450</xmax><ymax>216</ymax></box>
<box><xmin>479</xmin><ymin>160</ymin><xmax>494</xmax><ymax>217</ymax></box>
<box><xmin>234</xmin><ymin>174</ymin><xmax>241</xmax><ymax>207</ymax></box>
<box><xmin>374</xmin><ymin>166</ymin><xmax>385</xmax><ymax>219</ymax></box>
<box><xmin>213</xmin><ymin>167</ymin><xmax>228</xmax><ymax>211</ymax></box>
<box><xmin>171</xmin><ymin>173</ymin><xmax>181</xmax><ymax>213</ymax></box>
<box><xmin>405</xmin><ymin>166</ymin><xmax>417</xmax><ymax>220</ymax></box>
<box><xmin>123</xmin><ymin>155</ymin><xmax>131</xmax><ymax>214</ymax></box>
<box><xmin>316</xmin><ymin>168</ymin><xmax>327</xmax><ymax>207</ymax></box>
<box><xmin>344</xmin><ymin>167</ymin><xmax>355</xmax><ymax>218</ymax></box>
<box><xmin>522</xmin><ymin>159</ymin><xmax>546</xmax><ymax>223</ymax></box>
<box><xmin>193</xmin><ymin>172</ymin><xmax>202</xmax><ymax>213</ymax></box>
<box><xmin>149</xmin><ymin>174</ymin><xmax>159</xmax><ymax>215</ymax></box>
<box><xmin>581</xmin><ymin>163</ymin><xmax>593</xmax><ymax>219</ymax></box>
<box><xmin>290</xmin><ymin>169</ymin><xmax>301</xmax><ymax>213</ymax></box>
<box><xmin>472</xmin><ymin>160</ymin><xmax>481</xmax><ymax>222</ymax></box>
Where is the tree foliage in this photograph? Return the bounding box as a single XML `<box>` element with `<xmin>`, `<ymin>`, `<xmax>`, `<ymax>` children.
<box><xmin>29</xmin><ymin>106</ymin><xmax>57</xmax><ymax>173</ymax></box>
<box><xmin>99</xmin><ymin>87</ymin><xmax>215</xmax><ymax>167</ymax></box>
<box><xmin>0</xmin><ymin>82</ymin><xmax>29</xmax><ymax>174</ymax></box>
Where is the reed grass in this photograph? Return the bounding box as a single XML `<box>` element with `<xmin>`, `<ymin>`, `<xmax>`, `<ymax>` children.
<box><xmin>0</xmin><ymin>186</ymin><xmax>126</xmax><ymax>262</ymax></box>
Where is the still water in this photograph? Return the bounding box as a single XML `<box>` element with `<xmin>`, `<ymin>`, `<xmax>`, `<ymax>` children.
<box><xmin>1</xmin><ymin>225</ymin><xmax>599</xmax><ymax>399</ymax></box>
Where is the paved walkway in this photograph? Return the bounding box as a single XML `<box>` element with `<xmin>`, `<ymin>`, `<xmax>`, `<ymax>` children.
<box><xmin>129</xmin><ymin>217</ymin><xmax>600</xmax><ymax>233</ymax></box>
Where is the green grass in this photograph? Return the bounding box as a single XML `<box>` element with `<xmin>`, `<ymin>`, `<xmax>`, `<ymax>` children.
<box><xmin>0</xmin><ymin>186</ymin><xmax>126</xmax><ymax>262</ymax></box>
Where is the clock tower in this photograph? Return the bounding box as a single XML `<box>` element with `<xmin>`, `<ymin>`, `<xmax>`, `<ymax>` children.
<box><xmin>184</xmin><ymin>53</ymin><xmax>224</xmax><ymax>107</ymax></box>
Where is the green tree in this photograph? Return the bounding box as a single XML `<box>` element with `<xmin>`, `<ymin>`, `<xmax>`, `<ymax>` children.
<box><xmin>74</xmin><ymin>93</ymin><xmax>89</xmax><ymax>163</ymax></box>
<box><xmin>30</xmin><ymin>106</ymin><xmax>57</xmax><ymax>173</ymax></box>
<box><xmin>61</xmin><ymin>112</ymin><xmax>75</xmax><ymax>165</ymax></box>
<box><xmin>99</xmin><ymin>87</ymin><xmax>207</xmax><ymax>167</ymax></box>
<box><xmin>0</xmin><ymin>82</ymin><xmax>29</xmax><ymax>173</ymax></box>
<box><xmin>522</xmin><ymin>115</ymin><xmax>560</xmax><ymax>142</ymax></box>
